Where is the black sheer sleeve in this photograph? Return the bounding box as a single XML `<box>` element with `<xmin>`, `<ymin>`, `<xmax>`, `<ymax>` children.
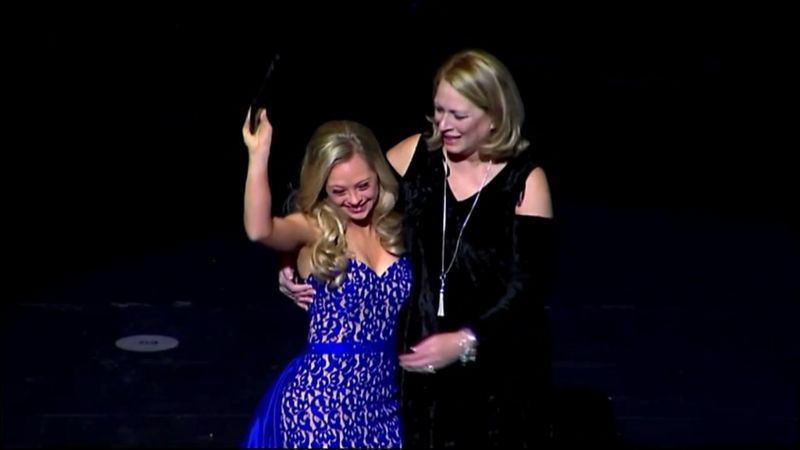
<box><xmin>467</xmin><ymin>215</ymin><xmax>555</xmax><ymax>356</ymax></box>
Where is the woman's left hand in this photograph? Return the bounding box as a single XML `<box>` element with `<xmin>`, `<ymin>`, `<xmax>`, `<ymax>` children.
<box><xmin>398</xmin><ymin>330</ymin><xmax>469</xmax><ymax>374</ymax></box>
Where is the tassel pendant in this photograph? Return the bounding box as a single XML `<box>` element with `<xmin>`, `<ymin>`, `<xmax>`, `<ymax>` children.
<box><xmin>437</xmin><ymin>275</ymin><xmax>446</xmax><ymax>317</ymax></box>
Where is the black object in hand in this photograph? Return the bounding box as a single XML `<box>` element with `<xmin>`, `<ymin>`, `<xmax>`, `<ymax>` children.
<box><xmin>249</xmin><ymin>53</ymin><xmax>280</xmax><ymax>134</ymax></box>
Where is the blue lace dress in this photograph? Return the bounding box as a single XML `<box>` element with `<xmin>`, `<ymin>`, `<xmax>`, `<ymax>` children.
<box><xmin>243</xmin><ymin>256</ymin><xmax>412</xmax><ymax>448</ymax></box>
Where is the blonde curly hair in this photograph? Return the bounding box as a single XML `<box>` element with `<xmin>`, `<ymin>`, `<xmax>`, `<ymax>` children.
<box><xmin>294</xmin><ymin>120</ymin><xmax>403</xmax><ymax>286</ymax></box>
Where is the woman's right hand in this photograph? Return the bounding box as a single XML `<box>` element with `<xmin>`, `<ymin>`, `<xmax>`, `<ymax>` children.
<box><xmin>241</xmin><ymin>107</ymin><xmax>273</xmax><ymax>164</ymax></box>
<box><xmin>278</xmin><ymin>266</ymin><xmax>316</xmax><ymax>311</ymax></box>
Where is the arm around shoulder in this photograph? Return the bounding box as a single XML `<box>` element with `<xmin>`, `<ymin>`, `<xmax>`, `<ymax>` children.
<box><xmin>386</xmin><ymin>134</ymin><xmax>421</xmax><ymax>177</ymax></box>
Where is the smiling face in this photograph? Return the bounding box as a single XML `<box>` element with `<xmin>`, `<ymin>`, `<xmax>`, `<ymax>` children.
<box><xmin>433</xmin><ymin>81</ymin><xmax>494</xmax><ymax>159</ymax></box>
<box><xmin>324</xmin><ymin>153</ymin><xmax>379</xmax><ymax>223</ymax></box>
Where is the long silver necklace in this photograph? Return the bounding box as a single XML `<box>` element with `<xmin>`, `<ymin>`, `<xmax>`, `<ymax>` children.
<box><xmin>438</xmin><ymin>157</ymin><xmax>493</xmax><ymax>317</ymax></box>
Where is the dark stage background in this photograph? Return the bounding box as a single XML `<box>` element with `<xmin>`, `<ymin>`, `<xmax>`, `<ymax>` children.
<box><xmin>4</xmin><ymin>4</ymin><xmax>797</xmax><ymax>448</ymax></box>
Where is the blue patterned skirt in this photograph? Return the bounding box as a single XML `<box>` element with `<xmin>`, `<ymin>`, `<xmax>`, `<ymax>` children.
<box><xmin>242</xmin><ymin>341</ymin><xmax>402</xmax><ymax>448</ymax></box>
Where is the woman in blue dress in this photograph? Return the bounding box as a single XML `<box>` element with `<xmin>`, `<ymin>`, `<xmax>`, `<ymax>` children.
<box><xmin>240</xmin><ymin>110</ymin><xmax>411</xmax><ymax>448</ymax></box>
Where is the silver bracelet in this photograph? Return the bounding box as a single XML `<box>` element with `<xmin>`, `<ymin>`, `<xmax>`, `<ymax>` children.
<box><xmin>458</xmin><ymin>331</ymin><xmax>478</xmax><ymax>364</ymax></box>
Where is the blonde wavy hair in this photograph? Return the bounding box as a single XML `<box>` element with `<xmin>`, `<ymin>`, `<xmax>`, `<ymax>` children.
<box><xmin>294</xmin><ymin>120</ymin><xmax>404</xmax><ymax>286</ymax></box>
<box><xmin>426</xmin><ymin>49</ymin><xmax>530</xmax><ymax>161</ymax></box>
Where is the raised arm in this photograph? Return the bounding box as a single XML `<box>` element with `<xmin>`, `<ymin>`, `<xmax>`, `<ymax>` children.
<box><xmin>242</xmin><ymin>108</ymin><xmax>315</xmax><ymax>251</ymax></box>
